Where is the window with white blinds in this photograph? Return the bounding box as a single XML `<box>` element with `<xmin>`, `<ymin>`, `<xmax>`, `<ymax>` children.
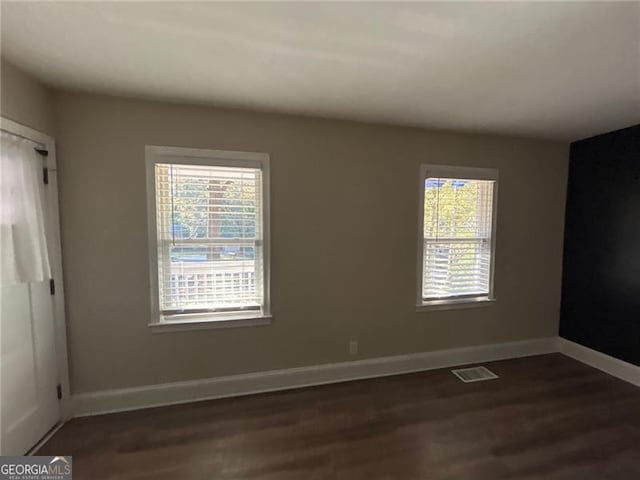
<box><xmin>418</xmin><ymin>165</ymin><xmax>498</xmax><ymax>305</ymax></box>
<box><xmin>146</xmin><ymin>146</ymin><xmax>270</xmax><ymax>324</ymax></box>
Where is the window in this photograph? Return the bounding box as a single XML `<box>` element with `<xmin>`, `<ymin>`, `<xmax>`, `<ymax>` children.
<box><xmin>417</xmin><ymin>165</ymin><xmax>498</xmax><ymax>308</ymax></box>
<box><xmin>146</xmin><ymin>146</ymin><xmax>270</xmax><ymax>329</ymax></box>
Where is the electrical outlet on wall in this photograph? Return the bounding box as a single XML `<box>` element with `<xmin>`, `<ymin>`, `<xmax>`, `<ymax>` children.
<box><xmin>349</xmin><ymin>340</ymin><xmax>358</xmax><ymax>356</ymax></box>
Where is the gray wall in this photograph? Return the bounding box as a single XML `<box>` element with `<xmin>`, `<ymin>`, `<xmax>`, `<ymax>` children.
<box><xmin>53</xmin><ymin>92</ymin><xmax>569</xmax><ymax>394</ymax></box>
<box><xmin>1</xmin><ymin>58</ymin><xmax>55</xmax><ymax>135</ymax></box>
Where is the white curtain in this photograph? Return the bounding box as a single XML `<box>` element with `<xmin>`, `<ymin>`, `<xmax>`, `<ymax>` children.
<box><xmin>0</xmin><ymin>131</ymin><xmax>51</xmax><ymax>285</ymax></box>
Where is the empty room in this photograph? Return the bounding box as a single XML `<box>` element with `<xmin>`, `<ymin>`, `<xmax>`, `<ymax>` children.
<box><xmin>0</xmin><ymin>1</ymin><xmax>639</xmax><ymax>479</ymax></box>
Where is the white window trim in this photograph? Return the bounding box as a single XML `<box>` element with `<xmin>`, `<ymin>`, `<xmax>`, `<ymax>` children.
<box><xmin>145</xmin><ymin>145</ymin><xmax>271</xmax><ymax>331</ymax></box>
<box><xmin>416</xmin><ymin>164</ymin><xmax>499</xmax><ymax>311</ymax></box>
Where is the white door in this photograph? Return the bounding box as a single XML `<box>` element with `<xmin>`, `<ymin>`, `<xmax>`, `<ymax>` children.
<box><xmin>0</xmin><ymin>132</ymin><xmax>61</xmax><ymax>455</ymax></box>
<box><xmin>1</xmin><ymin>280</ymin><xmax>60</xmax><ymax>454</ymax></box>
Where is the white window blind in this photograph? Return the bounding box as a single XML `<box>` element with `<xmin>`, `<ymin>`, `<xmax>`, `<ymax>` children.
<box><xmin>421</xmin><ymin>171</ymin><xmax>496</xmax><ymax>302</ymax></box>
<box><xmin>154</xmin><ymin>162</ymin><xmax>264</xmax><ymax>316</ymax></box>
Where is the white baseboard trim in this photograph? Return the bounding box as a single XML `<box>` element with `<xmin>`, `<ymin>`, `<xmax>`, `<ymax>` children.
<box><xmin>73</xmin><ymin>337</ymin><xmax>556</xmax><ymax>417</ymax></box>
<box><xmin>557</xmin><ymin>337</ymin><xmax>640</xmax><ymax>387</ymax></box>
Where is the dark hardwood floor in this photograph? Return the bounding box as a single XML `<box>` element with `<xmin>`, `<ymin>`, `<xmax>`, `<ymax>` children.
<box><xmin>40</xmin><ymin>354</ymin><xmax>640</xmax><ymax>479</ymax></box>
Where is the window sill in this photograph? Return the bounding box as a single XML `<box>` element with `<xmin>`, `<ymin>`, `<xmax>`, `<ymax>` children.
<box><xmin>416</xmin><ymin>297</ymin><xmax>495</xmax><ymax>312</ymax></box>
<box><xmin>149</xmin><ymin>314</ymin><xmax>272</xmax><ymax>333</ymax></box>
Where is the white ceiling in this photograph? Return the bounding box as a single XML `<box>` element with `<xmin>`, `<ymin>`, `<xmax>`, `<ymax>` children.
<box><xmin>1</xmin><ymin>2</ymin><xmax>639</xmax><ymax>141</ymax></box>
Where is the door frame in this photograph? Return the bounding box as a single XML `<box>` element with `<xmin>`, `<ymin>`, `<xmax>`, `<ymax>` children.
<box><xmin>1</xmin><ymin>116</ymin><xmax>72</xmax><ymax>420</ymax></box>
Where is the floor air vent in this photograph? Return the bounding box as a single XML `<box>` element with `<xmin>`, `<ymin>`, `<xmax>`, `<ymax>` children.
<box><xmin>451</xmin><ymin>366</ymin><xmax>499</xmax><ymax>383</ymax></box>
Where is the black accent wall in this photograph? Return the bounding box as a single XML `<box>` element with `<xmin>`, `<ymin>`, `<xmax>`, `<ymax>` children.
<box><xmin>560</xmin><ymin>125</ymin><xmax>640</xmax><ymax>366</ymax></box>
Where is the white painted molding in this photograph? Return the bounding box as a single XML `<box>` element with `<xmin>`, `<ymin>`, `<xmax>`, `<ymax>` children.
<box><xmin>557</xmin><ymin>337</ymin><xmax>640</xmax><ymax>387</ymax></box>
<box><xmin>73</xmin><ymin>337</ymin><xmax>556</xmax><ymax>417</ymax></box>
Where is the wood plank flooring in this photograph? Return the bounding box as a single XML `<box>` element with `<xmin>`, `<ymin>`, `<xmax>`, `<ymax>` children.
<box><xmin>40</xmin><ymin>354</ymin><xmax>640</xmax><ymax>479</ymax></box>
